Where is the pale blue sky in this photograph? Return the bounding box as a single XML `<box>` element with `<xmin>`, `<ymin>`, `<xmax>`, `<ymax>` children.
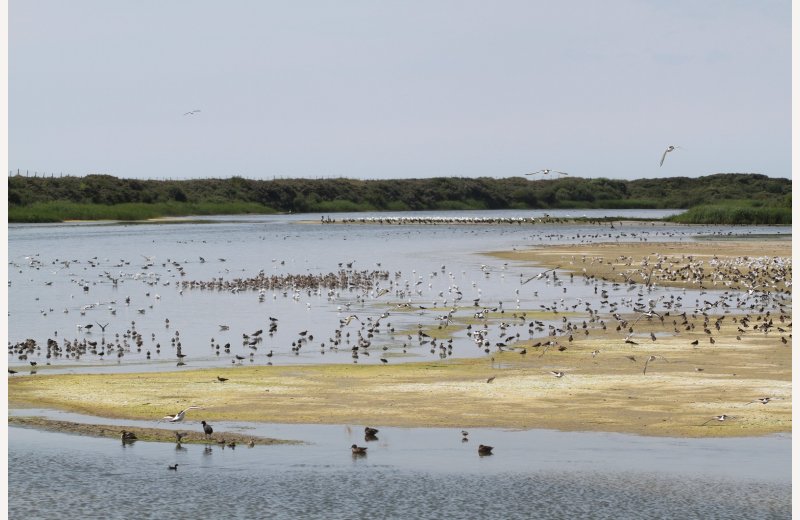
<box><xmin>9</xmin><ymin>1</ymin><xmax>791</xmax><ymax>180</ymax></box>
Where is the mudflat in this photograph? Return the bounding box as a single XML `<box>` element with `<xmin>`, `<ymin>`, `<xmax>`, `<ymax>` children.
<box><xmin>8</xmin><ymin>240</ymin><xmax>791</xmax><ymax>438</ymax></box>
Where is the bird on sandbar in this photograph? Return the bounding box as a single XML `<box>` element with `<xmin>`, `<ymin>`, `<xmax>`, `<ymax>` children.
<box><xmin>161</xmin><ymin>406</ymin><xmax>201</xmax><ymax>423</ymax></box>
<box><xmin>174</xmin><ymin>431</ymin><xmax>186</xmax><ymax>443</ymax></box>
<box><xmin>201</xmin><ymin>420</ymin><xmax>214</xmax><ymax>439</ymax></box>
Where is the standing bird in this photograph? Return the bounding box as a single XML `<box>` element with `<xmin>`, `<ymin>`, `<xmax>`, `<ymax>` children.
<box><xmin>659</xmin><ymin>145</ymin><xmax>680</xmax><ymax>166</ymax></box>
<box><xmin>161</xmin><ymin>406</ymin><xmax>201</xmax><ymax>423</ymax></box>
<box><xmin>201</xmin><ymin>420</ymin><xmax>214</xmax><ymax>439</ymax></box>
<box><xmin>216</xmin><ymin>376</ymin><xmax>229</xmax><ymax>383</ymax></box>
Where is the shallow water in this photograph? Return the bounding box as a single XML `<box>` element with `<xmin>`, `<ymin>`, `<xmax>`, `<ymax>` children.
<box><xmin>8</xmin><ymin>210</ymin><xmax>790</xmax><ymax>373</ymax></box>
<box><xmin>7</xmin><ymin>210</ymin><xmax>793</xmax><ymax>519</ymax></box>
<box><xmin>8</xmin><ymin>422</ymin><xmax>791</xmax><ymax>520</ymax></box>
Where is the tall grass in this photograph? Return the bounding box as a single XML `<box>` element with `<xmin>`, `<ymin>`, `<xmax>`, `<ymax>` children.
<box><xmin>668</xmin><ymin>204</ymin><xmax>791</xmax><ymax>225</ymax></box>
<box><xmin>8</xmin><ymin>201</ymin><xmax>277</xmax><ymax>223</ymax></box>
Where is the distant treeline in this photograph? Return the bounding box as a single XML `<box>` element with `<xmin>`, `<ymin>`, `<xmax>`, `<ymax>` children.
<box><xmin>7</xmin><ymin>172</ymin><xmax>791</xmax><ymax>223</ymax></box>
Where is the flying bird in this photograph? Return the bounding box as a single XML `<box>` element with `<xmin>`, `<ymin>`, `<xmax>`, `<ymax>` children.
<box><xmin>659</xmin><ymin>145</ymin><xmax>680</xmax><ymax>166</ymax></box>
<box><xmin>161</xmin><ymin>406</ymin><xmax>201</xmax><ymax>423</ymax></box>
<box><xmin>183</xmin><ymin>109</ymin><xmax>201</xmax><ymax>116</ymax></box>
<box><xmin>526</xmin><ymin>169</ymin><xmax>569</xmax><ymax>176</ymax></box>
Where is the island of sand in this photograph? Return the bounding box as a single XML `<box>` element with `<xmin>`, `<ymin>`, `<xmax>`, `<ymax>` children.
<box><xmin>9</xmin><ymin>240</ymin><xmax>791</xmax><ymax>440</ymax></box>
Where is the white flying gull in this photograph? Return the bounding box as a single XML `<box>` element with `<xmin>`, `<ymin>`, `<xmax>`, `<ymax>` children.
<box><xmin>659</xmin><ymin>145</ymin><xmax>680</xmax><ymax>166</ymax></box>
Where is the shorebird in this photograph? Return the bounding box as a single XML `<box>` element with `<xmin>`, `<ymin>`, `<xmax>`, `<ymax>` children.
<box><xmin>702</xmin><ymin>414</ymin><xmax>733</xmax><ymax>426</ymax></box>
<box><xmin>486</xmin><ymin>376</ymin><xmax>496</xmax><ymax>383</ymax></box>
<box><xmin>216</xmin><ymin>376</ymin><xmax>229</xmax><ymax>382</ymax></box>
<box><xmin>161</xmin><ymin>406</ymin><xmax>201</xmax><ymax>423</ymax></box>
<box><xmin>642</xmin><ymin>355</ymin><xmax>668</xmax><ymax>375</ymax></box>
<box><xmin>746</xmin><ymin>397</ymin><xmax>780</xmax><ymax>405</ymax></box>
<box><xmin>478</xmin><ymin>444</ymin><xmax>494</xmax><ymax>456</ymax></box>
<box><xmin>174</xmin><ymin>431</ymin><xmax>186</xmax><ymax>443</ymax></box>
<box><xmin>201</xmin><ymin>420</ymin><xmax>214</xmax><ymax>439</ymax></box>
<box><xmin>521</xmin><ymin>267</ymin><xmax>560</xmax><ymax>284</ymax></box>
<box><xmin>351</xmin><ymin>444</ymin><xmax>368</xmax><ymax>455</ymax></box>
<box><xmin>549</xmin><ymin>371</ymin><xmax>565</xmax><ymax>378</ymax></box>
<box><xmin>659</xmin><ymin>145</ymin><xmax>680</xmax><ymax>166</ymax></box>
<box><xmin>120</xmin><ymin>430</ymin><xmax>138</xmax><ymax>442</ymax></box>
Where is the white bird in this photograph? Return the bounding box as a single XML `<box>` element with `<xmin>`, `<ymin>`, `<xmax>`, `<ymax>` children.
<box><xmin>161</xmin><ymin>406</ymin><xmax>202</xmax><ymax>423</ymax></box>
<box><xmin>659</xmin><ymin>145</ymin><xmax>680</xmax><ymax>166</ymax></box>
<box><xmin>526</xmin><ymin>169</ymin><xmax>569</xmax><ymax>176</ymax></box>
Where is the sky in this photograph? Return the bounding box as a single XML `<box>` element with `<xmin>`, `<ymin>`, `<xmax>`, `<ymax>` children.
<box><xmin>8</xmin><ymin>0</ymin><xmax>792</xmax><ymax>181</ymax></box>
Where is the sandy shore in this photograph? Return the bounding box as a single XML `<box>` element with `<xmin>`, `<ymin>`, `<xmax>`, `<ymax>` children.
<box><xmin>8</xmin><ymin>240</ymin><xmax>791</xmax><ymax>438</ymax></box>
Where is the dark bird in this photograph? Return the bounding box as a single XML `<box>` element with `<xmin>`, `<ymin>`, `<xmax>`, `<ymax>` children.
<box><xmin>120</xmin><ymin>430</ymin><xmax>137</xmax><ymax>442</ymax></box>
<box><xmin>351</xmin><ymin>444</ymin><xmax>367</xmax><ymax>455</ymax></box>
<box><xmin>96</xmin><ymin>322</ymin><xmax>109</xmax><ymax>332</ymax></box>
<box><xmin>174</xmin><ymin>431</ymin><xmax>186</xmax><ymax>443</ymax></box>
<box><xmin>217</xmin><ymin>376</ymin><xmax>229</xmax><ymax>382</ymax></box>
<box><xmin>8</xmin><ymin>369</ymin><xmax>17</xmax><ymax>374</ymax></box>
<box><xmin>201</xmin><ymin>420</ymin><xmax>213</xmax><ymax>439</ymax></box>
<box><xmin>168</xmin><ymin>464</ymin><xmax>179</xmax><ymax>470</ymax></box>
<box><xmin>486</xmin><ymin>376</ymin><xmax>496</xmax><ymax>383</ymax></box>
<box><xmin>364</xmin><ymin>427</ymin><xmax>379</xmax><ymax>436</ymax></box>
<box><xmin>478</xmin><ymin>444</ymin><xmax>494</xmax><ymax>456</ymax></box>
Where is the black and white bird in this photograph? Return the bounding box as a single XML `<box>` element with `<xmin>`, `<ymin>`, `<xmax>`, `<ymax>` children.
<box><xmin>526</xmin><ymin>169</ymin><xmax>569</xmax><ymax>176</ymax></box>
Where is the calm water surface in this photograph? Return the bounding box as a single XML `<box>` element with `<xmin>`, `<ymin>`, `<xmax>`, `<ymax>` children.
<box><xmin>8</xmin><ymin>210</ymin><xmax>792</xmax><ymax>519</ymax></box>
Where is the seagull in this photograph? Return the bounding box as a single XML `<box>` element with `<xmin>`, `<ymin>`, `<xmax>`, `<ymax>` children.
<box><xmin>659</xmin><ymin>145</ymin><xmax>680</xmax><ymax>166</ymax></box>
<box><xmin>183</xmin><ymin>109</ymin><xmax>201</xmax><ymax>116</ymax></box>
<box><xmin>526</xmin><ymin>169</ymin><xmax>569</xmax><ymax>176</ymax></box>
<box><xmin>161</xmin><ymin>406</ymin><xmax>201</xmax><ymax>423</ymax></box>
<box><xmin>642</xmin><ymin>355</ymin><xmax>668</xmax><ymax>375</ymax></box>
<box><xmin>521</xmin><ymin>267</ymin><xmax>561</xmax><ymax>284</ymax></box>
<box><xmin>746</xmin><ymin>397</ymin><xmax>780</xmax><ymax>405</ymax></box>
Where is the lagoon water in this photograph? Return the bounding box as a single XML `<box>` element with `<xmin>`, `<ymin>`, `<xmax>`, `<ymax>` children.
<box><xmin>7</xmin><ymin>210</ymin><xmax>793</xmax><ymax>519</ymax></box>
